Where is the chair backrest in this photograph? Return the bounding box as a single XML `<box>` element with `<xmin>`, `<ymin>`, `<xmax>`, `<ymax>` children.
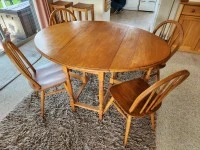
<box><xmin>72</xmin><ymin>3</ymin><xmax>94</xmax><ymax>21</ymax></box>
<box><xmin>2</xmin><ymin>40</ymin><xmax>41</xmax><ymax>90</ymax></box>
<box><xmin>49</xmin><ymin>1</ymin><xmax>73</xmax><ymax>13</ymax></box>
<box><xmin>49</xmin><ymin>8</ymin><xmax>77</xmax><ymax>26</ymax></box>
<box><xmin>153</xmin><ymin>20</ymin><xmax>184</xmax><ymax>56</ymax></box>
<box><xmin>129</xmin><ymin>70</ymin><xmax>189</xmax><ymax>114</ymax></box>
<box><xmin>49</xmin><ymin>4</ymin><xmax>65</xmax><ymax>12</ymax></box>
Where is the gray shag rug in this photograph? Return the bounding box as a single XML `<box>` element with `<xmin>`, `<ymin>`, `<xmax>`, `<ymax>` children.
<box><xmin>0</xmin><ymin>72</ymin><xmax>156</xmax><ymax>150</ymax></box>
<box><xmin>0</xmin><ymin>40</ymin><xmax>41</xmax><ymax>90</ymax></box>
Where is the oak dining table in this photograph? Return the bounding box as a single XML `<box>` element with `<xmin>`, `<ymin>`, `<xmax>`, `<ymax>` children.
<box><xmin>34</xmin><ymin>21</ymin><xmax>170</xmax><ymax>120</ymax></box>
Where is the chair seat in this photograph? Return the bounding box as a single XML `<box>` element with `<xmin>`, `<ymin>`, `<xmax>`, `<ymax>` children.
<box><xmin>110</xmin><ymin>78</ymin><xmax>161</xmax><ymax>116</ymax></box>
<box><xmin>73</xmin><ymin>3</ymin><xmax>93</xmax><ymax>9</ymax></box>
<box><xmin>31</xmin><ymin>63</ymin><xmax>66</xmax><ymax>90</ymax></box>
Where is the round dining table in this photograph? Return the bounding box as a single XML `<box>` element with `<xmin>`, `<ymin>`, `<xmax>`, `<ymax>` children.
<box><xmin>34</xmin><ymin>21</ymin><xmax>170</xmax><ymax>120</ymax></box>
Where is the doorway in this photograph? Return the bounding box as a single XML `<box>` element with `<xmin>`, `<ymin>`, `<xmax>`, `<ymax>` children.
<box><xmin>110</xmin><ymin>0</ymin><xmax>180</xmax><ymax>32</ymax></box>
<box><xmin>110</xmin><ymin>0</ymin><xmax>159</xmax><ymax>31</ymax></box>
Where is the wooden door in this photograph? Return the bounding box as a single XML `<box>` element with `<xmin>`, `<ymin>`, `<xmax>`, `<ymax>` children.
<box><xmin>178</xmin><ymin>15</ymin><xmax>200</xmax><ymax>54</ymax></box>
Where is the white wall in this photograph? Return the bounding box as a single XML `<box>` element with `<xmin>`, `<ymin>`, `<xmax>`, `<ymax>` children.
<box><xmin>53</xmin><ymin>0</ymin><xmax>110</xmax><ymax>21</ymax></box>
<box><xmin>152</xmin><ymin>0</ymin><xmax>180</xmax><ymax>30</ymax></box>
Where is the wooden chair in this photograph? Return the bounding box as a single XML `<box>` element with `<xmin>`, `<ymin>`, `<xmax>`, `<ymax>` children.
<box><xmin>2</xmin><ymin>40</ymin><xmax>69</xmax><ymax>118</ymax></box>
<box><xmin>72</xmin><ymin>3</ymin><xmax>94</xmax><ymax>21</ymax></box>
<box><xmin>150</xmin><ymin>20</ymin><xmax>184</xmax><ymax>81</ymax></box>
<box><xmin>49</xmin><ymin>8</ymin><xmax>77</xmax><ymax>26</ymax></box>
<box><xmin>49</xmin><ymin>1</ymin><xmax>73</xmax><ymax>12</ymax></box>
<box><xmin>112</xmin><ymin>20</ymin><xmax>184</xmax><ymax>82</ymax></box>
<box><xmin>154</xmin><ymin>20</ymin><xmax>184</xmax><ymax>56</ymax></box>
<box><xmin>104</xmin><ymin>70</ymin><xmax>189</xmax><ymax>145</ymax></box>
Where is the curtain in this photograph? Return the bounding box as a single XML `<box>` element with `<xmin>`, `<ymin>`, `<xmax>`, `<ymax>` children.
<box><xmin>29</xmin><ymin>0</ymin><xmax>40</xmax><ymax>31</ymax></box>
<box><xmin>34</xmin><ymin>0</ymin><xmax>51</xmax><ymax>29</ymax></box>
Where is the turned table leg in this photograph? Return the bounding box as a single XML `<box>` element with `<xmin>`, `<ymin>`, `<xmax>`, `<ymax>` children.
<box><xmin>144</xmin><ymin>67</ymin><xmax>153</xmax><ymax>82</ymax></box>
<box><xmin>98</xmin><ymin>72</ymin><xmax>104</xmax><ymax>120</ymax></box>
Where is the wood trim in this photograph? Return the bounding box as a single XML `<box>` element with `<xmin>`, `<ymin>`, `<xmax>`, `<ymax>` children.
<box><xmin>104</xmin><ymin>0</ymin><xmax>111</xmax><ymax>12</ymax></box>
<box><xmin>179</xmin><ymin>48</ymin><xmax>200</xmax><ymax>54</ymax></box>
<box><xmin>175</xmin><ymin>4</ymin><xmax>184</xmax><ymax>21</ymax></box>
<box><xmin>181</xmin><ymin>2</ymin><xmax>200</xmax><ymax>6</ymax></box>
<box><xmin>181</xmin><ymin>0</ymin><xmax>189</xmax><ymax>2</ymax></box>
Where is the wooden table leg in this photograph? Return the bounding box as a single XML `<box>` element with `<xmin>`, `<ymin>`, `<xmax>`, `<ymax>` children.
<box><xmin>82</xmin><ymin>72</ymin><xmax>87</xmax><ymax>83</ymax></box>
<box><xmin>62</xmin><ymin>66</ymin><xmax>76</xmax><ymax>111</ymax></box>
<box><xmin>110</xmin><ymin>72</ymin><xmax>122</xmax><ymax>85</ymax></box>
<box><xmin>144</xmin><ymin>67</ymin><xmax>153</xmax><ymax>82</ymax></box>
<box><xmin>110</xmin><ymin>72</ymin><xmax>115</xmax><ymax>85</ymax></box>
<box><xmin>98</xmin><ymin>72</ymin><xmax>104</xmax><ymax>120</ymax></box>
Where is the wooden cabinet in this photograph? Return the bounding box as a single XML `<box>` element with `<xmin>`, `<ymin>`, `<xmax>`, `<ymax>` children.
<box><xmin>177</xmin><ymin>2</ymin><xmax>200</xmax><ymax>54</ymax></box>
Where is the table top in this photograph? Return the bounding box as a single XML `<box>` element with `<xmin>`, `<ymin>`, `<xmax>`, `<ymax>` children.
<box><xmin>34</xmin><ymin>21</ymin><xmax>170</xmax><ymax>72</ymax></box>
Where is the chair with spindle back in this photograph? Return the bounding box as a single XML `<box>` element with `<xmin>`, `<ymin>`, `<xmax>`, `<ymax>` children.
<box><xmin>49</xmin><ymin>8</ymin><xmax>77</xmax><ymax>26</ymax></box>
<box><xmin>72</xmin><ymin>3</ymin><xmax>94</xmax><ymax>21</ymax></box>
<box><xmin>2</xmin><ymin>40</ymin><xmax>69</xmax><ymax>118</ymax></box>
<box><xmin>150</xmin><ymin>20</ymin><xmax>184</xmax><ymax>80</ymax></box>
<box><xmin>49</xmin><ymin>8</ymin><xmax>89</xmax><ymax>109</ymax></box>
<box><xmin>154</xmin><ymin>20</ymin><xmax>184</xmax><ymax>57</ymax></box>
<box><xmin>49</xmin><ymin>1</ymin><xmax>73</xmax><ymax>13</ymax></box>
<box><xmin>104</xmin><ymin>70</ymin><xmax>189</xmax><ymax>145</ymax></box>
<box><xmin>49</xmin><ymin>8</ymin><xmax>89</xmax><ymax>89</ymax></box>
<box><xmin>111</xmin><ymin>20</ymin><xmax>184</xmax><ymax>82</ymax></box>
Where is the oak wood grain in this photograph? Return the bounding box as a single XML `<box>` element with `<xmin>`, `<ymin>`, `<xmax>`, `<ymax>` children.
<box><xmin>105</xmin><ymin>70</ymin><xmax>190</xmax><ymax>145</ymax></box>
<box><xmin>34</xmin><ymin>21</ymin><xmax>171</xmax><ymax>120</ymax></box>
<box><xmin>34</xmin><ymin>21</ymin><xmax>170</xmax><ymax>72</ymax></box>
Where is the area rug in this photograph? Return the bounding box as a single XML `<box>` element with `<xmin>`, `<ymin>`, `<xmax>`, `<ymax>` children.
<box><xmin>0</xmin><ymin>40</ymin><xmax>41</xmax><ymax>90</ymax></box>
<box><xmin>0</xmin><ymin>72</ymin><xmax>156</xmax><ymax>149</ymax></box>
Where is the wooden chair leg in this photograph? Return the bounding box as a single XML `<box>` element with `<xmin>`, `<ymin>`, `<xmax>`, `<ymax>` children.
<box><xmin>150</xmin><ymin>113</ymin><xmax>155</xmax><ymax>130</ymax></box>
<box><xmin>144</xmin><ymin>67</ymin><xmax>153</xmax><ymax>82</ymax></box>
<box><xmin>157</xmin><ymin>69</ymin><xmax>160</xmax><ymax>81</ymax></box>
<box><xmin>63</xmin><ymin>82</ymin><xmax>69</xmax><ymax>93</ymax></box>
<box><xmin>82</xmin><ymin>72</ymin><xmax>87</xmax><ymax>83</ymax></box>
<box><xmin>40</xmin><ymin>90</ymin><xmax>45</xmax><ymax>118</ymax></box>
<box><xmin>62</xmin><ymin>67</ymin><xmax>76</xmax><ymax>111</ymax></box>
<box><xmin>104</xmin><ymin>97</ymin><xmax>114</xmax><ymax>114</ymax></box>
<box><xmin>124</xmin><ymin>115</ymin><xmax>132</xmax><ymax>145</ymax></box>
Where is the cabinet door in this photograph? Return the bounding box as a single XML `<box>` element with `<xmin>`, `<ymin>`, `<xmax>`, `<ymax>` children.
<box><xmin>179</xmin><ymin>15</ymin><xmax>200</xmax><ymax>53</ymax></box>
<box><xmin>195</xmin><ymin>39</ymin><xmax>200</xmax><ymax>52</ymax></box>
